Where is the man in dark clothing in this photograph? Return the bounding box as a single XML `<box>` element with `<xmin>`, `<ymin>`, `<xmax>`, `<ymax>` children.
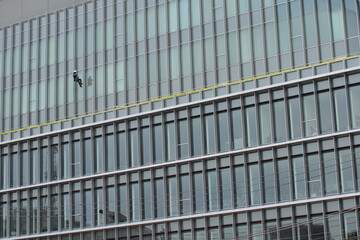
<box><xmin>73</xmin><ymin>70</ymin><xmax>83</xmax><ymax>87</ymax></box>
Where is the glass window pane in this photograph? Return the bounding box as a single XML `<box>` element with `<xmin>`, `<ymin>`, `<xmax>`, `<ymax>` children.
<box><xmin>40</xmin><ymin>148</ymin><xmax>48</xmax><ymax>183</ymax></box>
<box><xmin>61</xmin><ymin>144</ymin><xmax>69</xmax><ymax>179</ymax></box>
<box><xmin>84</xmin><ymin>190</ymin><xmax>93</xmax><ymax>227</ymax></box>
<box><xmin>349</xmin><ymin>85</ymin><xmax>360</xmax><ymax>128</ymax></box>
<box><xmin>153</xmin><ymin>125</ymin><xmax>163</xmax><ymax>163</ymax></box>
<box><xmin>303</xmin><ymin>94</ymin><xmax>317</xmax><ymax>136</ymax></box>
<box><xmin>180</xmin><ymin>175</ymin><xmax>191</xmax><ymax>215</ymax></box>
<box><xmin>263</xmin><ymin>161</ymin><xmax>275</xmax><ymax>203</ymax></box>
<box><xmin>323</xmin><ymin>151</ymin><xmax>337</xmax><ymax>195</ymax></box>
<box><xmin>118</xmin><ymin>132</ymin><xmax>126</xmax><ymax>169</ymax></box>
<box><xmin>168</xmin><ymin>177</ymin><xmax>178</xmax><ymax>216</ymax></box>
<box><xmin>259</xmin><ymin>104</ymin><xmax>272</xmax><ymax>145</ymax></box>
<box><xmin>119</xmin><ymin>185</ymin><xmax>128</xmax><ymax>222</ymax></box>
<box><xmin>234</xmin><ymin>165</ymin><xmax>246</xmax><ymax>207</ymax></box>
<box><xmin>330</xmin><ymin>0</ymin><xmax>345</xmax><ymax>41</ymax></box>
<box><xmin>20</xmin><ymin>152</ymin><xmax>28</xmax><ymax>186</ymax></box>
<box><xmin>334</xmin><ymin>88</ymin><xmax>349</xmax><ymax>131</ymax></box>
<box><xmin>191</xmin><ymin>117</ymin><xmax>201</xmax><ymax>157</ymax></box>
<box><xmin>169</xmin><ymin>1</ymin><xmax>178</xmax><ymax>32</ymax></box>
<box><xmin>95</xmin><ymin>189</ymin><xmax>104</xmax><ymax>226</ymax></box>
<box><xmin>339</xmin><ymin>149</ymin><xmax>354</xmax><ymax>192</ymax></box>
<box><xmin>204</xmin><ymin>114</ymin><xmax>216</xmax><ymax>154</ymax></box>
<box><xmin>207</xmin><ymin>170</ymin><xmax>218</xmax><ymax>211</ymax></box>
<box><xmin>277</xmin><ymin>4</ymin><xmax>290</xmax><ymax>53</ymax></box>
<box><xmin>72</xmin><ymin>141</ymin><xmax>80</xmax><ymax>177</ymax></box>
<box><xmin>155</xmin><ymin>179</ymin><xmax>165</xmax><ymax>218</ymax></box>
<box><xmin>178</xmin><ymin>120</ymin><xmax>188</xmax><ymax>159</ymax></box>
<box><xmin>106</xmin><ymin>187</ymin><xmax>115</xmax><ymax>224</ymax></box>
<box><xmin>288</xmin><ymin>97</ymin><xmax>302</xmax><ymax>139</ymax></box>
<box><xmin>292</xmin><ymin>156</ymin><xmax>306</xmax><ymax>199</ymax></box>
<box><xmin>179</xmin><ymin>0</ymin><xmax>189</xmax><ymax>29</ymax></box>
<box><xmin>218</xmin><ymin>112</ymin><xmax>229</xmax><ymax>152</ymax></box>
<box><xmin>157</xmin><ymin>4</ymin><xmax>166</xmax><ymax>35</ymax></box>
<box><xmin>106</xmin><ymin>135</ymin><xmax>114</xmax><ymax>171</ymax></box>
<box><xmin>231</xmin><ymin>109</ymin><xmax>244</xmax><ymax>149</ymax></box>
<box><xmin>274</xmin><ymin>101</ymin><xmax>286</xmax><ymax>142</ymax></box>
<box><xmin>318</xmin><ymin>91</ymin><xmax>332</xmax><ymax>134</ymax></box>
<box><xmin>95</xmin><ymin>137</ymin><xmax>104</xmax><ymax>172</ymax></box>
<box><xmin>191</xmin><ymin>0</ymin><xmax>201</xmax><ymax>26</ymax></box>
<box><xmin>253</xmin><ymin>25</ymin><xmax>264</xmax><ymax>59</ymax></box>
<box><xmin>96</xmin><ymin>22</ymin><xmax>104</xmax><ymax>50</ymax></box>
<box><xmin>303</xmin><ymin>0</ymin><xmax>316</xmax><ymax>47</ymax></box>
<box><xmin>249</xmin><ymin>164</ymin><xmax>261</xmax><ymax>205</ymax></box>
<box><xmin>142</xmin><ymin>181</ymin><xmax>152</xmax><ymax>220</ymax></box>
<box><xmin>194</xmin><ymin>172</ymin><xmax>204</xmax><ymax>212</ymax></box>
<box><xmin>83</xmin><ymin>139</ymin><xmax>91</xmax><ymax>175</ymax></box>
<box><xmin>278</xmin><ymin>159</ymin><xmax>290</xmax><ymax>201</ymax></box>
<box><xmin>141</xmin><ymin>128</ymin><xmax>150</xmax><ymax>165</ymax></box>
<box><xmin>307</xmin><ymin>154</ymin><xmax>322</xmax><ymax>197</ymax></box>
<box><xmin>166</xmin><ymin>122</ymin><xmax>176</xmax><ymax>161</ymax></box>
<box><xmin>220</xmin><ymin>168</ymin><xmax>232</xmax><ymax>209</ymax></box>
<box><xmin>228</xmin><ymin>31</ymin><xmax>239</xmax><ymax>65</ymax></box>
<box><xmin>72</xmin><ymin>192</ymin><xmax>81</xmax><ymax>229</ymax></box>
<box><xmin>50</xmin><ymin>145</ymin><xmax>59</xmax><ymax>181</ymax></box>
<box><xmin>246</xmin><ymin>106</ymin><xmax>258</xmax><ymax>147</ymax></box>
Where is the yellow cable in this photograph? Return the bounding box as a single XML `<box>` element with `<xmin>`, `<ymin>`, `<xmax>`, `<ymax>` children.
<box><xmin>0</xmin><ymin>55</ymin><xmax>358</xmax><ymax>136</ymax></box>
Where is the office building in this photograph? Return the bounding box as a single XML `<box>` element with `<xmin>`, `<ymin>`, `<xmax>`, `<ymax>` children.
<box><xmin>0</xmin><ymin>0</ymin><xmax>360</xmax><ymax>239</ymax></box>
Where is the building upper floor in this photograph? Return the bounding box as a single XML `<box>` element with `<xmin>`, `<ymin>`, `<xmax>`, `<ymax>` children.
<box><xmin>0</xmin><ymin>0</ymin><xmax>359</xmax><ymax>141</ymax></box>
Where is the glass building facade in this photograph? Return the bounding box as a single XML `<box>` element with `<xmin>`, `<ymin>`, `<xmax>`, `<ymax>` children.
<box><xmin>0</xmin><ymin>0</ymin><xmax>360</xmax><ymax>239</ymax></box>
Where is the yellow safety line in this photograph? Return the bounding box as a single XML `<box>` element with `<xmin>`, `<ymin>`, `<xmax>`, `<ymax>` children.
<box><xmin>0</xmin><ymin>55</ymin><xmax>358</xmax><ymax>136</ymax></box>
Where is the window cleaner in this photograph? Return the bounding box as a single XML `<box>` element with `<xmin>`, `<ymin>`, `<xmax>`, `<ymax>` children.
<box><xmin>73</xmin><ymin>70</ymin><xmax>83</xmax><ymax>87</ymax></box>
